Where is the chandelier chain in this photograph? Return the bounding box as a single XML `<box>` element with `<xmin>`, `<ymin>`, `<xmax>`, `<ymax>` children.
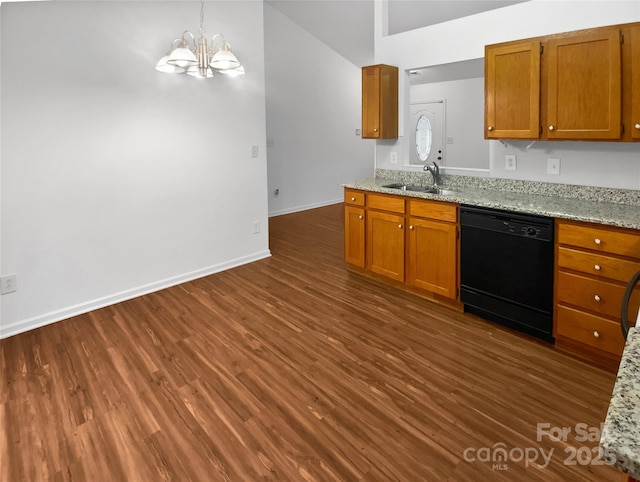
<box><xmin>200</xmin><ymin>0</ymin><xmax>205</xmax><ymax>33</ymax></box>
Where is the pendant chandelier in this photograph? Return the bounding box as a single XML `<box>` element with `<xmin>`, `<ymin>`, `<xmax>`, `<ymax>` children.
<box><xmin>155</xmin><ymin>0</ymin><xmax>244</xmax><ymax>78</ymax></box>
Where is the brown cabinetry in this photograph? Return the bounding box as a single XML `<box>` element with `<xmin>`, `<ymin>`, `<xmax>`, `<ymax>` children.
<box><xmin>485</xmin><ymin>22</ymin><xmax>638</xmax><ymax>141</ymax></box>
<box><xmin>555</xmin><ymin>219</ymin><xmax>640</xmax><ymax>368</ymax></box>
<box><xmin>344</xmin><ymin>189</ymin><xmax>366</xmax><ymax>268</ymax></box>
<box><xmin>362</xmin><ymin>64</ymin><xmax>398</xmax><ymax>139</ymax></box>
<box><xmin>344</xmin><ymin>188</ymin><xmax>459</xmax><ymax>302</ymax></box>
<box><xmin>546</xmin><ymin>30</ymin><xmax>621</xmax><ymax>139</ymax></box>
<box><xmin>485</xmin><ymin>41</ymin><xmax>541</xmax><ymax>139</ymax></box>
<box><xmin>631</xmin><ymin>25</ymin><xmax>640</xmax><ymax>140</ymax></box>
<box><xmin>407</xmin><ymin>200</ymin><xmax>458</xmax><ymax>298</ymax></box>
<box><xmin>366</xmin><ymin>194</ymin><xmax>405</xmax><ymax>282</ymax></box>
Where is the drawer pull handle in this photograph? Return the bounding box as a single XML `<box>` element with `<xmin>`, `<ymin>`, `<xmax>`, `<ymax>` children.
<box><xmin>594</xmin><ymin>264</ymin><xmax>601</xmax><ymax>271</ymax></box>
<box><xmin>594</xmin><ymin>238</ymin><xmax>601</xmax><ymax>245</ymax></box>
<box><xmin>358</xmin><ymin>215</ymin><xmax>363</xmax><ymax>220</ymax></box>
<box><xmin>351</xmin><ymin>197</ymin><xmax>356</xmax><ymax>201</ymax></box>
<box><xmin>487</xmin><ymin>126</ymin><xmax>494</xmax><ymax>131</ymax></box>
<box><xmin>409</xmin><ymin>225</ymin><xmax>414</xmax><ymax>230</ymax></box>
<box><xmin>593</xmin><ymin>331</ymin><xmax>600</xmax><ymax>338</ymax></box>
<box><xmin>373</xmin><ymin>128</ymin><xmax>379</xmax><ymax>132</ymax></box>
<box><xmin>594</xmin><ymin>294</ymin><xmax>601</xmax><ymax>302</ymax></box>
<box><xmin>635</xmin><ymin>123</ymin><xmax>640</xmax><ymax>130</ymax></box>
<box><xmin>398</xmin><ymin>224</ymin><xmax>403</xmax><ymax>229</ymax></box>
<box><xmin>548</xmin><ymin>125</ymin><xmax>555</xmax><ymax>131</ymax></box>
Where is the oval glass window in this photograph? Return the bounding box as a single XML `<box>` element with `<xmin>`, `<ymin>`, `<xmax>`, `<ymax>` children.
<box><xmin>415</xmin><ymin>114</ymin><xmax>432</xmax><ymax>162</ymax></box>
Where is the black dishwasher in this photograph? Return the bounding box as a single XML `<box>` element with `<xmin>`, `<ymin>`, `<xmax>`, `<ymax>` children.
<box><xmin>460</xmin><ymin>205</ymin><xmax>554</xmax><ymax>342</ymax></box>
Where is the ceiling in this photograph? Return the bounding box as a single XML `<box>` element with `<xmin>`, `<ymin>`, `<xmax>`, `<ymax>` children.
<box><xmin>267</xmin><ymin>0</ymin><xmax>528</xmax><ymax>67</ymax></box>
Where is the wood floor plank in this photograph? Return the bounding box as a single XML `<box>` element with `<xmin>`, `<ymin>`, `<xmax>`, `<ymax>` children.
<box><xmin>1</xmin><ymin>203</ymin><xmax>621</xmax><ymax>481</ymax></box>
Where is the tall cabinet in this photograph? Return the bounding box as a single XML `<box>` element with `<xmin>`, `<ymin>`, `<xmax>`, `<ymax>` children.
<box><xmin>362</xmin><ymin>64</ymin><xmax>398</xmax><ymax>139</ymax></box>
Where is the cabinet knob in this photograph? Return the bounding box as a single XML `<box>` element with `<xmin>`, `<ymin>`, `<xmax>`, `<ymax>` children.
<box><xmin>594</xmin><ymin>238</ymin><xmax>601</xmax><ymax>245</ymax></box>
<box><xmin>398</xmin><ymin>224</ymin><xmax>403</xmax><ymax>229</ymax></box>
<box><xmin>635</xmin><ymin>123</ymin><xmax>640</xmax><ymax>130</ymax></box>
<box><xmin>351</xmin><ymin>197</ymin><xmax>356</xmax><ymax>201</ymax></box>
<box><xmin>594</xmin><ymin>294</ymin><xmax>601</xmax><ymax>302</ymax></box>
<box><xmin>594</xmin><ymin>264</ymin><xmax>601</xmax><ymax>271</ymax></box>
<box><xmin>593</xmin><ymin>331</ymin><xmax>600</xmax><ymax>338</ymax></box>
<box><xmin>548</xmin><ymin>125</ymin><xmax>555</xmax><ymax>131</ymax></box>
<box><xmin>487</xmin><ymin>126</ymin><xmax>494</xmax><ymax>131</ymax></box>
<box><xmin>358</xmin><ymin>215</ymin><xmax>363</xmax><ymax>220</ymax></box>
<box><xmin>409</xmin><ymin>225</ymin><xmax>414</xmax><ymax>230</ymax></box>
<box><xmin>373</xmin><ymin>128</ymin><xmax>378</xmax><ymax>132</ymax></box>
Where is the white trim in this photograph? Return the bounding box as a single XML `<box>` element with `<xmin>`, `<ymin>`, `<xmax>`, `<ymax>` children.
<box><xmin>0</xmin><ymin>250</ymin><xmax>272</xmax><ymax>339</ymax></box>
<box><xmin>269</xmin><ymin>198</ymin><xmax>342</xmax><ymax>217</ymax></box>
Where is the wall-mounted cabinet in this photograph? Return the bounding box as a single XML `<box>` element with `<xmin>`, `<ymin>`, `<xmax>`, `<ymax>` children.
<box><xmin>485</xmin><ymin>21</ymin><xmax>639</xmax><ymax>141</ymax></box>
<box><xmin>631</xmin><ymin>24</ymin><xmax>640</xmax><ymax>140</ymax></box>
<box><xmin>485</xmin><ymin>41</ymin><xmax>541</xmax><ymax>139</ymax></box>
<box><xmin>362</xmin><ymin>64</ymin><xmax>398</xmax><ymax>139</ymax></box>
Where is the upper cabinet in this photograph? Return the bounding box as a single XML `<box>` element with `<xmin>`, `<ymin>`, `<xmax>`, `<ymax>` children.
<box><xmin>631</xmin><ymin>24</ymin><xmax>640</xmax><ymax>140</ymax></box>
<box><xmin>546</xmin><ymin>30</ymin><xmax>621</xmax><ymax>140</ymax></box>
<box><xmin>362</xmin><ymin>64</ymin><xmax>398</xmax><ymax>139</ymax></box>
<box><xmin>485</xmin><ymin>22</ymin><xmax>639</xmax><ymax>142</ymax></box>
<box><xmin>485</xmin><ymin>41</ymin><xmax>541</xmax><ymax>139</ymax></box>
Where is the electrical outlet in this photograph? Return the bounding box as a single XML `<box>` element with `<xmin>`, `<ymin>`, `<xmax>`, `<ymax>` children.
<box><xmin>251</xmin><ymin>145</ymin><xmax>259</xmax><ymax>158</ymax></box>
<box><xmin>1</xmin><ymin>274</ymin><xmax>17</xmax><ymax>294</ymax></box>
<box><xmin>355</xmin><ymin>128</ymin><xmax>361</xmax><ymax>136</ymax></box>
<box><xmin>505</xmin><ymin>155</ymin><xmax>517</xmax><ymax>171</ymax></box>
<box><xmin>390</xmin><ymin>152</ymin><xmax>398</xmax><ymax>164</ymax></box>
<box><xmin>547</xmin><ymin>158</ymin><xmax>561</xmax><ymax>175</ymax></box>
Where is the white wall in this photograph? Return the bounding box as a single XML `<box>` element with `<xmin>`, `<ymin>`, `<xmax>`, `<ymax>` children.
<box><xmin>376</xmin><ymin>77</ymin><xmax>489</xmax><ymax>173</ymax></box>
<box><xmin>264</xmin><ymin>3</ymin><xmax>374</xmax><ymax>216</ymax></box>
<box><xmin>1</xmin><ymin>1</ymin><xmax>270</xmax><ymax>337</ymax></box>
<box><xmin>374</xmin><ymin>0</ymin><xmax>640</xmax><ymax>189</ymax></box>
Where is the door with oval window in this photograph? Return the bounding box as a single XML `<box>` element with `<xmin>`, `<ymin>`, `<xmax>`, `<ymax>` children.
<box><xmin>410</xmin><ymin>101</ymin><xmax>445</xmax><ymax>166</ymax></box>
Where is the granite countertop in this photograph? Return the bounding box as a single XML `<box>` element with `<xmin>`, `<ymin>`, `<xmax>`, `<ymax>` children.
<box><xmin>601</xmin><ymin>327</ymin><xmax>640</xmax><ymax>479</ymax></box>
<box><xmin>343</xmin><ymin>177</ymin><xmax>640</xmax><ymax>230</ymax></box>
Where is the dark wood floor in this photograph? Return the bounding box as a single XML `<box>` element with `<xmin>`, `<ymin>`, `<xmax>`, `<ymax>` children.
<box><xmin>1</xmin><ymin>203</ymin><xmax>620</xmax><ymax>481</ymax></box>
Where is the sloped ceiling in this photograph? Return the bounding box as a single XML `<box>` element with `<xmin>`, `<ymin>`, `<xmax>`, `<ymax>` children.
<box><xmin>266</xmin><ymin>0</ymin><xmax>528</xmax><ymax>67</ymax></box>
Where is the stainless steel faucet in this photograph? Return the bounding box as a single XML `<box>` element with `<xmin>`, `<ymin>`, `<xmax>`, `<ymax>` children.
<box><xmin>424</xmin><ymin>161</ymin><xmax>441</xmax><ymax>187</ymax></box>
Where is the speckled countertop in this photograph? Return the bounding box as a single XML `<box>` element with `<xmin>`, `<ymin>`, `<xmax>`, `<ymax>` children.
<box><xmin>343</xmin><ymin>173</ymin><xmax>640</xmax><ymax>230</ymax></box>
<box><xmin>601</xmin><ymin>327</ymin><xmax>640</xmax><ymax>479</ymax></box>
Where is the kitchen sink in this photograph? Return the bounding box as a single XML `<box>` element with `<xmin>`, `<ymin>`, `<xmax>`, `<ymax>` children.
<box><xmin>382</xmin><ymin>183</ymin><xmax>456</xmax><ymax>196</ymax></box>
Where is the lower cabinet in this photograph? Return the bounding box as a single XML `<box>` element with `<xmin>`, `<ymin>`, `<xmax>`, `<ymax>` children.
<box><xmin>344</xmin><ymin>205</ymin><xmax>365</xmax><ymax>268</ymax></box>
<box><xmin>407</xmin><ymin>198</ymin><xmax>458</xmax><ymax>298</ymax></box>
<box><xmin>367</xmin><ymin>209</ymin><xmax>405</xmax><ymax>282</ymax></box>
<box><xmin>555</xmin><ymin>219</ymin><xmax>640</xmax><ymax>368</ymax></box>
<box><xmin>344</xmin><ymin>188</ymin><xmax>459</xmax><ymax>301</ymax></box>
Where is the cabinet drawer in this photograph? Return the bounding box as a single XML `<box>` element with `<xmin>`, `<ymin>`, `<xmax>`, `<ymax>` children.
<box><xmin>557</xmin><ymin>246</ymin><xmax>640</xmax><ymax>283</ymax></box>
<box><xmin>556</xmin><ymin>305</ymin><xmax>625</xmax><ymax>356</ymax></box>
<box><xmin>367</xmin><ymin>193</ymin><xmax>405</xmax><ymax>214</ymax></box>
<box><xmin>344</xmin><ymin>189</ymin><xmax>365</xmax><ymax>206</ymax></box>
<box><xmin>557</xmin><ymin>271</ymin><xmax>624</xmax><ymax>317</ymax></box>
<box><xmin>557</xmin><ymin>221</ymin><xmax>640</xmax><ymax>258</ymax></box>
<box><xmin>409</xmin><ymin>199</ymin><xmax>457</xmax><ymax>223</ymax></box>
<box><xmin>557</xmin><ymin>271</ymin><xmax>640</xmax><ymax>319</ymax></box>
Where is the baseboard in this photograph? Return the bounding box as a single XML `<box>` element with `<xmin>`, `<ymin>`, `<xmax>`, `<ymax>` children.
<box><xmin>269</xmin><ymin>199</ymin><xmax>342</xmax><ymax>217</ymax></box>
<box><xmin>0</xmin><ymin>250</ymin><xmax>272</xmax><ymax>339</ymax></box>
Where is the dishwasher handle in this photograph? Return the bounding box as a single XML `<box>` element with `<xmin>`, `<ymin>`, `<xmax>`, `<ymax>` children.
<box><xmin>621</xmin><ymin>270</ymin><xmax>640</xmax><ymax>340</ymax></box>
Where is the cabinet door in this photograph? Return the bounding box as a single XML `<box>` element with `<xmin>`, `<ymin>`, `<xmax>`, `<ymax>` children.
<box><xmin>546</xmin><ymin>30</ymin><xmax>622</xmax><ymax>139</ymax></box>
<box><xmin>632</xmin><ymin>25</ymin><xmax>640</xmax><ymax>140</ymax></box>
<box><xmin>362</xmin><ymin>65</ymin><xmax>398</xmax><ymax>139</ymax></box>
<box><xmin>485</xmin><ymin>41</ymin><xmax>541</xmax><ymax>139</ymax></box>
<box><xmin>344</xmin><ymin>206</ymin><xmax>365</xmax><ymax>268</ymax></box>
<box><xmin>366</xmin><ymin>210</ymin><xmax>405</xmax><ymax>282</ymax></box>
<box><xmin>407</xmin><ymin>218</ymin><xmax>457</xmax><ymax>299</ymax></box>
